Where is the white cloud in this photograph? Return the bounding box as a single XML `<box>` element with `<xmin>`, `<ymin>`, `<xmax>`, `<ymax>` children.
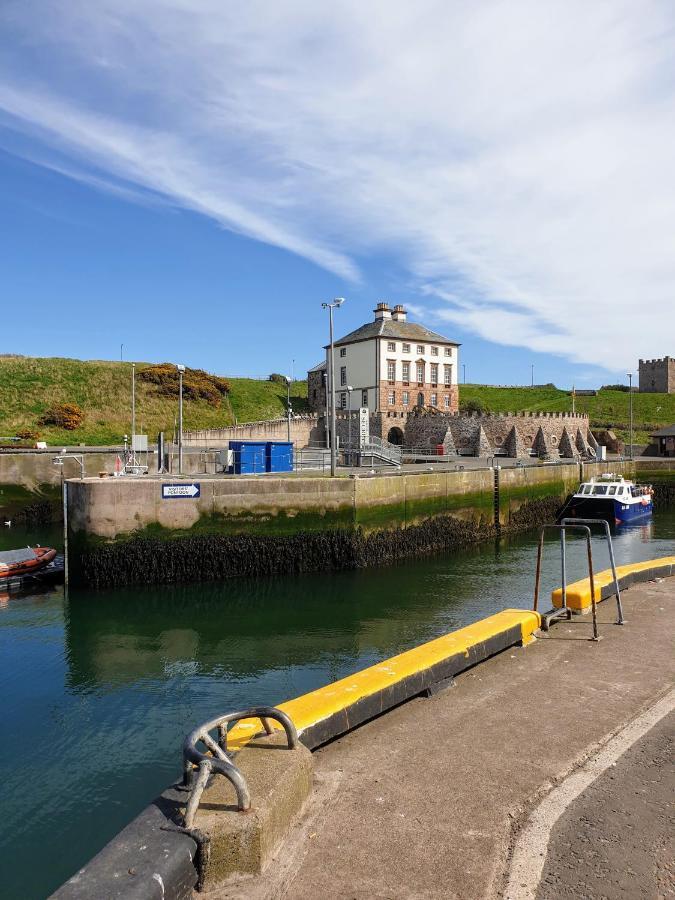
<box><xmin>1</xmin><ymin>0</ymin><xmax>674</xmax><ymax>372</ymax></box>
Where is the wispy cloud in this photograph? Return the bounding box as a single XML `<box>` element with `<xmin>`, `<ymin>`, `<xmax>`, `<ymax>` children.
<box><xmin>1</xmin><ymin>0</ymin><xmax>674</xmax><ymax>371</ymax></box>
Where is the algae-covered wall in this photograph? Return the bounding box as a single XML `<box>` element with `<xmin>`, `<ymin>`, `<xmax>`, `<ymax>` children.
<box><xmin>67</xmin><ymin>462</ymin><xmax>638</xmax><ymax>588</ymax></box>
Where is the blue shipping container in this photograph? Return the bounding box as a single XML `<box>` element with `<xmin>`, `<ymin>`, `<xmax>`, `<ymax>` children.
<box><xmin>266</xmin><ymin>441</ymin><xmax>293</xmax><ymax>473</ymax></box>
<box><xmin>229</xmin><ymin>440</ymin><xmax>267</xmax><ymax>475</ymax></box>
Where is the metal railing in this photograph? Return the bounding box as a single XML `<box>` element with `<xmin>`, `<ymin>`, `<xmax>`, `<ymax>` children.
<box><xmin>182</xmin><ymin>706</ymin><xmax>298</xmax><ymax>828</ymax></box>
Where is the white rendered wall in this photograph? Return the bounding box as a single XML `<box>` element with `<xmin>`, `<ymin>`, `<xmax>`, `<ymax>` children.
<box><xmin>327</xmin><ymin>338</ymin><xmax>378</xmax><ymax>409</ymax></box>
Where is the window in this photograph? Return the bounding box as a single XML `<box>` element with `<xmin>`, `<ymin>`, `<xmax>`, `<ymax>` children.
<box><xmin>430</xmin><ymin>393</ymin><xmax>438</xmax><ymax>407</ymax></box>
<box><xmin>617</xmin><ymin>486</ymin><xmax>624</xmax><ymax>495</ymax></box>
<box><xmin>444</xmin><ymin>347</ymin><xmax>452</xmax><ymax>357</ymax></box>
<box><xmin>592</xmin><ymin>485</ymin><xmax>608</xmax><ymax>495</ymax></box>
<box><xmin>444</xmin><ymin>365</ymin><xmax>452</xmax><ymax>385</ymax></box>
<box><xmin>402</xmin><ymin>361</ymin><xmax>410</xmax><ymax>383</ymax></box>
<box><xmin>361</xmin><ymin>390</ymin><xmax>368</xmax><ymax>407</ymax></box>
<box><xmin>608</xmin><ymin>485</ymin><xmax>617</xmax><ymax>495</ymax></box>
<box><xmin>402</xmin><ymin>391</ymin><xmax>409</xmax><ymax>406</ymax></box>
<box><xmin>430</xmin><ymin>363</ymin><xmax>438</xmax><ymax>385</ymax></box>
<box><xmin>340</xmin><ymin>347</ymin><xmax>346</xmax><ymax>357</ymax></box>
<box><xmin>388</xmin><ymin>390</ymin><xmax>396</xmax><ymax>405</ymax></box>
<box><xmin>416</xmin><ymin>361</ymin><xmax>424</xmax><ymax>383</ymax></box>
<box><xmin>402</xmin><ymin>343</ymin><xmax>411</xmax><ymax>353</ymax></box>
<box><xmin>340</xmin><ymin>366</ymin><xmax>347</xmax><ymax>386</ymax></box>
<box><xmin>387</xmin><ymin>341</ymin><xmax>396</xmax><ymax>352</ymax></box>
<box><xmin>582</xmin><ymin>484</ymin><xmax>593</xmax><ymax>495</ymax></box>
<box><xmin>417</xmin><ymin>345</ymin><xmax>425</xmax><ymax>354</ymax></box>
<box><xmin>431</xmin><ymin>346</ymin><xmax>439</xmax><ymax>356</ymax></box>
<box><xmin>387</xmin><ymin>360</ymin><xmax>396</xmax><ymax>382</ymax></box>
<box><xmin>444</xmin><ymin>395</ymin><xmax>450</xmax><ymax>409</ymax></box>
<box><xmin>341</xmin><ymin>392</ymin><xmax>347</xmax><ymax>408</ymax></box>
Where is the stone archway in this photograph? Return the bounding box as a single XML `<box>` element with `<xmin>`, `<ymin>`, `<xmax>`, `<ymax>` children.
<box><xmin>387</xmin><ymin>426</ymin><xmax>404</xmax><ymax>445</ymax></box>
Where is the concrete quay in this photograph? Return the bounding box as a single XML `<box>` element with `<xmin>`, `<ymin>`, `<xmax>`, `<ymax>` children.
<box><xmin>213</xmin><ymin>576</ymin><xmax>674</xmax><ymax>900</ymax></box>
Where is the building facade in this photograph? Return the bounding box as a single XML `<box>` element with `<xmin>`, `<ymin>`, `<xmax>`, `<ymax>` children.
<box><xmin>308</xmin><ymin>303</ymin><xmax>460</xmax><ymax>415</ymax></box>
<box><xmin>638</xmin><ymin>356</ymin><xmax>675</xmax><ymax>393</ymax></box>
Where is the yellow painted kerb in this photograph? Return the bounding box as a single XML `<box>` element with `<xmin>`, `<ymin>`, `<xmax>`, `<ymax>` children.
<box><xmin>227</xmin><ymin>608</ymin><xmax>541</xmax><ymax>751</ymax></box>
<box><xmin>552</xmin><ymin>555</ymin><xmax>675</xmax><ymax>611</ymax></box>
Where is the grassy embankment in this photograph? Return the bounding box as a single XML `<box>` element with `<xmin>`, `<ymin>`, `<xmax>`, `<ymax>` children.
<box><xmin>0</xmin><ymin>356</ymin><xmax>308</xmax><ymax>446</ymax></box>
<box><xmin>0</xmin><ymin>356</ymin><xmax>672</xmax><ymax>446</ymax></box>
<box><xmin>459</xmin><ymin>384</ymin><xmax>674</xmax><ymax>445</ymax></box>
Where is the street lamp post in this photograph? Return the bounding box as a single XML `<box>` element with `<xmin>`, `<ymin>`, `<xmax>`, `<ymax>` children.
<box><xmin>627</xmin><ymin>373</ymin><xmax>633</xmax><ymax>460</ymax></box>
<box><xmin>321</xmin><ymin>298</ymin><xmax>345</xmax><ymax>476</ymax></box>
<box><xmin>177</xmin><ymin>364</ymin><xmax>185</xmax><ymax>474</ymax></box>
<box><xmin>347</xmin><ymin>385</ymin><xmax>353</xmax><ymax>462</ymax></box>
<box><xmin>286</xmin><ymin>376</ymin><xmax>292</xmax><ymax>442</ymax></box>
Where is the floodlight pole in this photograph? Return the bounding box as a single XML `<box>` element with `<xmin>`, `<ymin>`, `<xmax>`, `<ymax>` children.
<box><xmin>177</xmin><ymin>364</ymin><xmax>185</xmax><ymax>475</ymax></box>
<box><xmin>627</xmin><ymin>373</ymin><xmax>633</xmax><ymax>460</ymax></box>
<box><xmin>322</xmin><ymin>298</ymin><xmax>345</xmax><ymax>476</ymax></box>
<box><xmin>131</xmin><ymin>363</ymin><xmax>136</xmax><ymax>441</ymax></box>
<box><xmin>286</xmin><ymin>376</ymin><xmax>292</xmax><ymax>442</ymax></box>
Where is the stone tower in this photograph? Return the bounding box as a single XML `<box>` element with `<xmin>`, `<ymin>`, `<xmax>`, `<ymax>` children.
<box><xmin>638</xmin><ymin>356</ymin><xmax>675</xmax><ymax>393</ymax></box>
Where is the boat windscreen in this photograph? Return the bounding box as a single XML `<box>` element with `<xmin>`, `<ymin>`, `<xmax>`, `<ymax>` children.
<box><xmin>0</xmin><ymin>547</ymin><xmax>38</xmax><ymax>565</ymax></box>
<box><xmin>592</xmin><ymin>485</ymin><xmax>608</xmax><ymax>494</ymax></box>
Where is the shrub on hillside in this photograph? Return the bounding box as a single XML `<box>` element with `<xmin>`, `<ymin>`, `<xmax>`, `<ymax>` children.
<box><xmin>15</xmin><ymin>429</ymin><xmax>39</xmax><ymax>440</ymax></box>
<box><xmin>600</xmin><ymin>384</ymin><xmax>630</xmax><ymax>392</ymax></box>
<box><xmin>268</xmin><ymin>373</ymin><xmax>289</xmax><ymax>384</ymax></box>
<box><xmin>38</xmin><ymin>403</ymin><xmax>84</xmax><ymax>430</ymax></box>
<box><xmin>138</xmin><ymin>364</ymin><xmax>230</xmax><ymax>408</ymax></box>
<box><xmin>460</xmin><ymin>398</ymin><xmax>490</xmax><ymax>416</ymax></box>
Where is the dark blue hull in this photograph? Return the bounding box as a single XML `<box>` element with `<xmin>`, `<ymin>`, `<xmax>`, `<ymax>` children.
<box><xmin>564</xmin><ymin>497</ymin><xmax>653</xmax><ymax>525</ymax></box>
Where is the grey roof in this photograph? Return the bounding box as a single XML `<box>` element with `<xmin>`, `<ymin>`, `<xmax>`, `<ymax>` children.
<box><xmin>650</xmin><ymin>424</ymin><xmax>675</xmax><ymax>437</ymax></box>
<box><xmin>330</xmin><ymin>318</ymin><xmax>460</xmax><ymax>348</ymax></box>
<box><xmin>307</xmin><ymin>360</ymin><xmax>326</xmax><ymax>372</ymax></box>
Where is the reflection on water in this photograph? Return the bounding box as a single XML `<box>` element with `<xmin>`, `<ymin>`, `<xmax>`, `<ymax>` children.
<box><xmin>0</xmin><ymin>511</ymin><xmax>673</xmax><ymax>899</ymax></box>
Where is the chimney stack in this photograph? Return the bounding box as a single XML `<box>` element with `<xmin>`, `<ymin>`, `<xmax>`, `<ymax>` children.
<box><xmin>374</xmin><ymin>301</ymin><xmax>392</xmax><ymax>321</ymax></box>
<box><xmin>392</xmin><ymin>304</ymin><xmax>407</xmax><ymax>322</ymax></box>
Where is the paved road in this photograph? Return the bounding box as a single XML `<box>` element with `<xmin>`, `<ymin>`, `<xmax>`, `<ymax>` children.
<box><xmin>212</xmin><ymin>577</ymin><xmax>674</xmax><ymax>900</ymax></box>
<box><xmin>537</xmin><ymin>710</ymin><xmax>674</xmax><ymax>899</ymax></box>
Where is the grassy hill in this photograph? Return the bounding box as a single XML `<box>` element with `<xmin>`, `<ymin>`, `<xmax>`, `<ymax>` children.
<box><xmin>0</xmin><ymin>356</ymin><xmax>308</xmax><ymax>446</ymax></box>
<box><xmin>0</xmin><ymin>356</ymin><xmax>672</xmax><ymax>447</ymax></box>
<box><xmin>459</xmin><ymin>384</ymin><xmax>674</xmax><ymax>445</ymax></box>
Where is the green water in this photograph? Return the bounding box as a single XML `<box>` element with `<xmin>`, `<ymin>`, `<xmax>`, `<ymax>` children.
<box><xmin>1</xmin><ymin>512</ymin><xmax>673</xmax><ymax>899</ymax></box>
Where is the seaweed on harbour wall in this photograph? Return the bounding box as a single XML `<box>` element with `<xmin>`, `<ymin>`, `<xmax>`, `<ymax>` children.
<box><xmin>75</xmin><ymin>514</ymin><xmax>494</xmax><ymax>589</ymax></box>
<box><xmin>15</xmin><ymin>499</ymin><xmax>56</xmax><ymax>527</ymax></box>
<box><xmin>507</xmin><ymin>496</ymin><xmax>563</xmax><ymax>530</ymax></box>
<box><xmin>651</xmin><ymin>480</ymin><xmax>675</xmax><ymax>509</ymax></box>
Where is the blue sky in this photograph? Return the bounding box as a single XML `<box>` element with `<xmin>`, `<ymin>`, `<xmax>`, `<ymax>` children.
<box><xmin>1</xmin><ymin>1</ymin><xmax>674</xmax><ymax>387</ymax></box>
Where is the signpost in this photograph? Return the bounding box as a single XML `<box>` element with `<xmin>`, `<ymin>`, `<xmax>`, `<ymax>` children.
<box><xmin>359</xmin><ymin>407</ymin><xmax>369</xmax><ymax>447</ymax></box>
<box><xmin>161</xmin><ymin>483</ymin><xmax>200</xmax><ymax>499</ymax></box>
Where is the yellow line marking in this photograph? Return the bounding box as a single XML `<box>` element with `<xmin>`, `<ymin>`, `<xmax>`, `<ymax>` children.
<box><xmin>227</xmin><ymin>608</ymin><xmax>540</xmax><ymax>750</ymax></box>
<box><xmin>552</xmin><ymin>555</ymin><xmax>675</xmax><ymax>610</ymax></box>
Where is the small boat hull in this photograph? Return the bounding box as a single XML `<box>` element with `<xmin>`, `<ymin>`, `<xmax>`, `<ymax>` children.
<box><xmin>563</xmin><ymin>497</ymin><xmax>653</xmax><ymax>525</ymax></box>
<box><xmin>0</xmin><ymin>546</ymin><xmax>58</xmax><ymax>579</ymax></box>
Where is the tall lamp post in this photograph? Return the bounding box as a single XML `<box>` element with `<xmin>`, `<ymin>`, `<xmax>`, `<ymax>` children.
<box><xmin>627</xmin><ymin>373</ymin><xmax>633</xmax><ymax>460</ymax></box>
<box><xmin>177</xmin><ymin>364</ymin><xmax>185</xmax><ymax>474</ymax></box>
<box><xmin>347</xmin><ymin>385</ymin><xmax>353</xmax><ymax>463</ymax></box>
<box><xmin>321</xmin><ymin>297</ymin><xmax>345</xmax><ymax>476</ymax></box>
<box><xmin>286</xmin><ymin>376</ymin><xmax>292</xmax><ymax>442</ymax></box>
<box><xmin>531</xmin><ymin>364</ymin><xmax>534</xmax><ymax>387</ymax></box>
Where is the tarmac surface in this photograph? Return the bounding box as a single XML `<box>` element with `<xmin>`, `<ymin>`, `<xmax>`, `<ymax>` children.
<box><xmin>213</xmin><ymin>576</ymin><xmax>674</xmax><ymax>900</ymax></box>
<box><xmin>537</xmin><ymin>710</ymin><xmax>674</xmax><ymax>899</ymax></box>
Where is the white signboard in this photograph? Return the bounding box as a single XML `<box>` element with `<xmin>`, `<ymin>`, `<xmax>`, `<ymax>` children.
<box><xmin>161</xmin><ymin>483</ymin><xmax>201</xmax><ymax>499</ymax></box>
<box><xmin>359</xmin><ymin>407</ymin><xmax>370</xmax><ymax>447</ymax></box>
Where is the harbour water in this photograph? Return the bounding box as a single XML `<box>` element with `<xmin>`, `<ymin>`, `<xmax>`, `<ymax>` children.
<box><xmin>1</xmin><ymin>512</ymin><xmax>673</xmax><ymax>899</ymax></box>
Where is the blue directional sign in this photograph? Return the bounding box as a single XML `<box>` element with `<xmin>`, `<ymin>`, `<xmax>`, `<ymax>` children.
<box><xmin>161</xmin><ymin>483</ymin><xmax>201</xmax><ymax>499</ymax></box>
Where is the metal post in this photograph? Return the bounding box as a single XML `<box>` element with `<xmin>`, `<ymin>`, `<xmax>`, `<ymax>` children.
<box><xmin>62</xmin><ymin>474</ymin><xmax>68</xmax><ymax>589</ymax></box>
<box><xmin>131</xmin><ymin>362</ymin><xmax>136</xmax><ymax>440</ymax></box>
<box><xmin>329</xmin><ymin>305</ymin><xmax>336</xmax><ymax>476</ymax></box>
<box><xmin>531</xmin><ymin>364</ymin><xmax>534</xmax><ymax>387</ymax></box>
<box><xmin>347</xmin><ymin>386</ymin><xmax>353</xmax><ymax>463</ymax></box>
<box><xmin>585</xmin><ymin>533</ymin><xmax>599</xmax><ymax>641</ymax></box>
<box><xmin>463</xmin><ymin>363</ymin><xmax>466</xmax><ymax>384</ymax></box>
<box><xmin>286</xmin><ymin>377</ymin><xmax>291</xmax><ymax>442</ymax></box>
<box><xmin>178</xmin><ymin>366</ymin><xmax>184</xmax><ymax>475</ymax></box>
<box><xmin>324</xmin><ymin>370</ymin><xmax>330</xmax><ymax>450</ymax></box>
<box><xmin>627</xmin><ymin>373</ymin><xmax>633</xmax><ymax>460</ymax></box>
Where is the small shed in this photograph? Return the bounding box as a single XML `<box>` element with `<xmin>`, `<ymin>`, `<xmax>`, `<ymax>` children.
<box><xmin>649</xmin><ymin>424</ymin><xmax>675</xmax><ymax>457</ymax></box>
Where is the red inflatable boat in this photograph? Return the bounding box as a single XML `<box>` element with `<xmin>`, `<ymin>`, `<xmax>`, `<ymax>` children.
<box><xmin>0</xmin><ymin>546</ymin><xmax>57</xmax><ymax>578</ymax></box>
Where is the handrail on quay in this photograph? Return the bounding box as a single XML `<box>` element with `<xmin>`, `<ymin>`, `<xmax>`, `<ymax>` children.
<box><xmin>181</xmin><ymin>706</ymin><xmax>298</xmax><ymax>827</ymax></box>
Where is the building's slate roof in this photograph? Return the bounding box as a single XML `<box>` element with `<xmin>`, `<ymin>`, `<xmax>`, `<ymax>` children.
<box><xmin>307</xmin><ymin>360</ymin><xmax>326</xmax><ymax>372</ymax></box>
<box><xmin>650</xmin><ymin>423</ymin><xmax>675</xmax><ymax>437</ymax></box>
<box><xmin>330</xmin><ymin>319</ymin><xmax>460</xmax><ymax>348</ymax></box>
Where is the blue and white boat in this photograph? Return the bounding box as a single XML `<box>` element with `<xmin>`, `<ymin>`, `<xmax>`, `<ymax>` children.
<box><xmin>563</xmin><ymin>474</ymin><xmax>654</xmax><ymax>525</ymax></box>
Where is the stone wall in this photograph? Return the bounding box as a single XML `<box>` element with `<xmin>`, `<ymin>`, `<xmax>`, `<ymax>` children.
<box><xmin>639</xmin><ymin>356</ymin><xmax>675</xmax><ymax>393</ymax></box>
<box><xmin>183</xmin><ymin>416</ymin><xmax>323</xmax><ymax>447</ymax></box>
<box><xmin>398</xmin><ymin>411</ymin><xmax>593</xmax><ymax>458</ymax></box>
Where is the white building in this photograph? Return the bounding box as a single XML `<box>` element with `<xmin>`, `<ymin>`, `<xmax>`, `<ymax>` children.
<box><xmin>308</xmin><ymin>302</ymin><xmax>460</xmax><ymax>415</ymax></box>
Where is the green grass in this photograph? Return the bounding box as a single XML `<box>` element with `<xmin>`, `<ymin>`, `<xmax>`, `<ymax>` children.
<box><xmin>0</xmin><ymin>355</ymin><xmax>672</xmax><ymax>447</ymax></box>
<box><xmin>459</xmin><ymin>384</ymin><xmax>675</xmax><ymax>444</ymax></box>
<box><xmin>0</xmin><ymin>356</ymin><xmax>308</xmax><ymax>446</ymax></box>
